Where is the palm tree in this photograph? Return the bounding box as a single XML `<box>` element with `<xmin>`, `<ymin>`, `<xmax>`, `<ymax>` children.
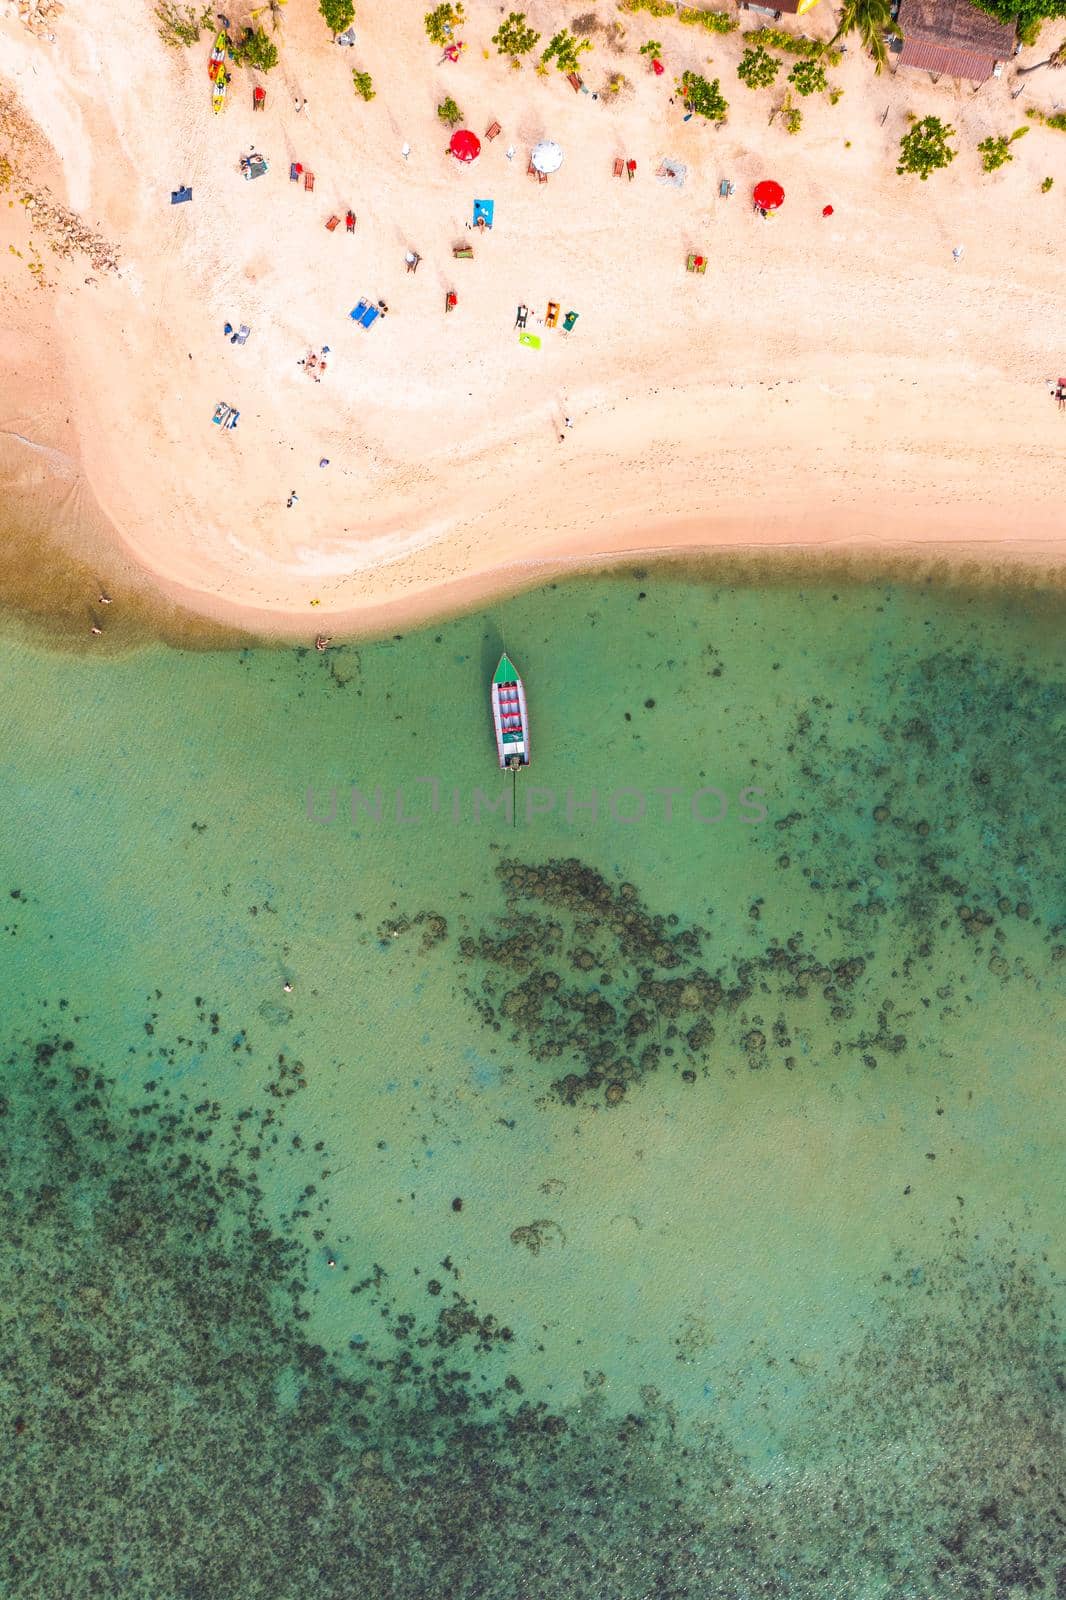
<box><xmin>1015</xmin><ymin>40</ymin><xmax>1066</xmax><ymax>74</ymax></box>
<box><xmin>829</xmin><ymin>0</ymin><xmax>896</xmax><ymax>74</ymax></box>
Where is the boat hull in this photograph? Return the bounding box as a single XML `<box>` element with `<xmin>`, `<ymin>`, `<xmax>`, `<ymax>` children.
<box><xmin>491</xmin><ymin>655</ymin><xmax>529</xmax><ymax>768</ymax></box>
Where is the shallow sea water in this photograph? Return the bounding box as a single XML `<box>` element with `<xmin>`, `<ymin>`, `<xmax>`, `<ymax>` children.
<box><xmin>1</xmin><ymin>571</ymin><xmax>1063</xmax><ymax>1598</ymax></box>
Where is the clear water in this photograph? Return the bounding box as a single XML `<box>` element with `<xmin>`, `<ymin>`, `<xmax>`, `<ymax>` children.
<box><xmin>1</xmin><ymin>571</ymin><xmax>1063</xmax><ymax>1598</ymax></box>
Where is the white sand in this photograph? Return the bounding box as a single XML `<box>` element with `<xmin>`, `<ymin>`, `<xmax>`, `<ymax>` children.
<box><xmin>1</xmin><ymin>0</ymin><xmax>1065</xmax><ymax>637</ymax></box>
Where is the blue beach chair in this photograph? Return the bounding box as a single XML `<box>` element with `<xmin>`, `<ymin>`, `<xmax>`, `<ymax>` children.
<box><xmin>350</xmin><ymin>299</ymin><xmax>370</xmax><ymax>322</ymax></box>
<box><xmin>360</xmin><ymin>305</ymin><xmax>380</xmax><ymax>329</ymax></box>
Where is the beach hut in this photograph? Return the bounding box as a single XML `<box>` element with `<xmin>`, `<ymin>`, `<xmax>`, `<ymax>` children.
<box><xmin>752</xmin><ymin>179</ymin><xmax>785</xmax><ymax>214</ymax></box>
<box><xmin>449</xmin><ymin>129</ymin><xmax>481</xmax><ymax>164</ymax></box>
<box><xmin>530</xmin><ymin>141</ymin><xmax>564</xmax><ymax>177</ymax></box>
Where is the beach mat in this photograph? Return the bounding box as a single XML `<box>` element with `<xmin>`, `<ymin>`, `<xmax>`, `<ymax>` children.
<box><xmin>473</xmin><ymin>199</ymin><xmax>494</xmax><ymax>229</ymax></box>
<box><xmin>518</xmin><ymin>333</ymin><xmax>540</xmax><ymax>350</ymax></box>
<box><xmin>171</xmin><ymin>186</ymin><xmax>193</xmax><ymax>204</ymax></box>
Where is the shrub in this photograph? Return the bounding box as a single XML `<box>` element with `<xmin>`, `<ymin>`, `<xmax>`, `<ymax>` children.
<box><xmin>896</xmin><ymin>115</ymin><xmax>957</xmax><ymax>179</ymax></box>
<box><xmin>154</xmin><ymin>2</ymin><xmax>213</xmax><ymax>47</ymax></box>
<box><xmin>424</xmin><ymin>2</ymin><xmax>464</xmax><ymax>47</ymax></box>
<box><xmin>639</xmin><ymin>38</ymin><xmax>662</xmax><ymax>55</ymax></box>
<box><xmin>618</xmin><ymin>0</ymin><xmax>676</xmax><ymax>14</ymax></box>
<box><xmin>788</xmin><ymin>57</ymin><xmax>827</xmax><ymax>94</ymax></box>
<box><xmin>780</xmin><ymin>91</ymin><xmax>802</xmax><ymax>133</ymax></box>
<box><xmin>678</xmin><ymin>5</ymin><xmax>738</xmax><ymax>32</ymax></box>
<box><xmin>492</xmin><ymin>11</ymin><xmax>540</xmax><ymax>62</ymax></box>
<box><xmin>352</xmin><ymin>70</ymin><xmax>375</xmax><ymax>100</ymax></box>
<box><xmin>977</xmin><ymin>125</ymin><xmax>1028</xmax><ymax>170</ymax></box>
<box><xmin>540</xmin><ymin>29</ymin><xmax>592</xmax><ymax>73</ymax></box>
<box><xmin>680</xmin><ymin>69</ymin><xmax>729</xmax><ymax>121</ymax></box>
<box><xmin>232</xmin><ymin>26</ymin><xmax>279</xmax><ymax>71</ymax></box>
<box><xmin>748</xmin><ymin>27</ymin><xmax>840</xmax><ymax>63</ymax></box>
<box><xmin>1041</xmin><ymin>175</ymin><xmax>1054</xmax><ymax>191</ymax></box>
<box><xmin>737</xmin><ymin>45</ymin><xmax>781</xmax><ymax>87</ymax></box>
<box><xmin>437</xmin><ymin>96</ymin><xmax>463</xmax><ymax>125</ymax></box>
<box><xmin>319</xmin><ymin>0</ymin><xmax>354</xmax><ymax>34</ymax></box>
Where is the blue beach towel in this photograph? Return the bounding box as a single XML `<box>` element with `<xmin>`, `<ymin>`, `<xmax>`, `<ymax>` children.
<box><xmin>350</xmin><ymin>299</ymin><xmax>370</xmax><ymax>321</ymax></box>
<box><xmin>171</xmin><ymin>186</ymin><xmax>192</xmax><ymax>204</ymax></box>
<box><xmin>360</xmin><ymin>305</ymin><xmax>380</xmax><ymax>329</ymax></box>
<box><xmin>473</xmin><ymin>198</ymin><xmax>494</xmax><ymax>229</ymax></box>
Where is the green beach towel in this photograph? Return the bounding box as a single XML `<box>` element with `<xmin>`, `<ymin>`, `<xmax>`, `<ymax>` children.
<box><xmin>518</xmin><ymin>333</ymin><xmax>541</xmax><ymax>350</ymax></box>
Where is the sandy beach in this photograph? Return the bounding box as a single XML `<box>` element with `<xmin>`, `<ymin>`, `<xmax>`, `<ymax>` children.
<box><xmin>1</xmin><ymin>0</ymin><xmax>1065</xmax><ymax>638</ymax></box>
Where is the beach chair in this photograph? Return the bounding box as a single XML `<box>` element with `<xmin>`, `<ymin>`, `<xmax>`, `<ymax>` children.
<box><xmin>445</xmin><ymin>290</ymin><xmax>457</xmax><ymax>313</ymax></box>
<box><xmin>453</xmin><ymin>244</ymin><xmax>474</xmax><ymax>260</ymax></box>
<box><xmin>613</xmin><ymin>157</ymin><xmax>624</xmax><ymax>177</ymax></box>
<box><xmin>350</xmin><ymin>299</ymin><xmax>370</xmax><ymax>321</ymax></box>
<box><xmin>567</xmin><ymin>72</ymin><xmax>583</xmax><ymax>92</ymax></box>
<box><xmin>405</xmin><ymin>251</ymin><xmax>420</xmax><ymax>273</ymax></box>
<box><xmin>686</xmin><ymin>254</ymin><xmax>707</xmax><ymax>274</ymax></box>
<box><xmin>325</xmin><ymin>215</ymin><xmax>340</xmax><ymax>231</ymax></box>
<box><xmin>236</xmin><ymin>324</ymin><xmax>251</xmax><ymax>345</ymax></box>
<box><xmin>537</xmin><ymin>168</ymin><xmax>547</xmax><ymax>185</ymax></box>
<box><xmin>346</xmin><ymin>211</ymin><xmax>356</xmax><ymax>232</ymax></box>
<box><xmin>515</xmin><ymin>304</ymin><xmax>528</xmax><ymax>329</ymax></box>
<box><xmin>360</xmin><ymin>305</ymin><xmax>380</xmax><ymax>329</ymax></box>
<box><xmin>304</xmin><ymin>170</ymin><xmax>315</xmax><ymax>191</ymax></box>
<box><xmin>545</xmin><ymin>302</ymin><xmax>559</xmax><ymax>328</ymax></box>
<box><xmin>170</xmin><ymin>186</ymin><xmax>193</xmax><ymax>204</ymax></box>
<box><xmin>562</xmin><ymin>311</ymin><xmax>578</xmax><ymax>333</ymax></box>
<box><xmin>485</xmin><ymin>120</ymin><xmax>501</xmax><ymax>141</ymax></box>
<box><xmin>627</xmin><ymin>159</ymin><xmax>637</xmax><ymax>180</ymax></box>
<box><xmin>290</xmin><ymin>162</ymin><xmax>302</xmax><ymax>182</ymax></box>
<box><xmin>719</xmin><ymin>179</ymin><xmax>735</xmax><ymax>197</ymax></box>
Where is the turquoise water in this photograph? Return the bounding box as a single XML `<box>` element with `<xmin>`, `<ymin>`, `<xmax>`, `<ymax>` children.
<box><xmin>1</xmin><ymin>572</ymin><xmax>1063</xmax><ymax>1597</ymax></box>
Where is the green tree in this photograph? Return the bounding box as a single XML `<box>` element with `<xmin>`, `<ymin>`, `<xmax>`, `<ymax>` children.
<box><xmin>896</xmin><ymin>115</ymin><xmax>957</xmax><ymax>179</ymax></box>
<box><xmin>352</xmin><ymin>69</ymin><xmax>375</xmax><ymax>100</ymax></box>
<box><xmin>737</xmin><ymin>45</ymin><xmax>781</xmax><ymax>87</ymax></box>
<box><xmin>492</xmin><ymin>11</ymin><xmax>540</xmax><ymax>64</ymax></box>
<box><xmin>154</xmin><ymin>2</ymin><xmax>213</xmax><ymax>47</ymax></box>
<box><xmin>788</xmin><ymin>57</ymin><xmax>828</xmax><ymax>94</ymax></box>
<box><xmin>232</xmin><ymin>26</ymin><xmax>279</xmax><ymax>70</ymax></box>
<box><xmin>437</xmin><ymin>96</ymin><xmax>463</xmax><ymax>125</ymax></box>
<box><xmin>1041</xmin><ymin>174</ymin><xmax>1054</xmax><ymax>190</ymax></box>
<box><xmin>977</xmin><ymin>125</ymin><xmax>1028</xmax><ymax>169</ymax></box>
<box><xmin>424</xmin><ymin>2</ymin><xmax>464</xmax><ymax>47</ymax></box>
<box><xmin>319</xmin><ymin>0</ymin><xmax>354</xmax><ymax>34</ymax></box>
<box><xmin>639</xmin><ymin>38</ymin><xmax>663</xmax><ymax>55</ymax></box>
<box><xmin>972</xmin><ymin>0</ymin><xmax>1066</xmax><ymax>46</ymax></box>
<box><xmin>680</xmin><ymin>70</ymin><xmax>729</xmax><ymax>121</ymax></box>
<box><xmin>828</xmin><ymin>0</ymin><xmax>895</xmax><ymax>73</ymax></box>
<box><xmin>540</xmin><ymin>29</ymin><xmax>592</xmax><ymax>75</ymax></box>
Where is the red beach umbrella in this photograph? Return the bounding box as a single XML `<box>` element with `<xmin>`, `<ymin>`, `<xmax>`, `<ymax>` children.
<box><xmin>449</xmin><ymin>129</ymin><xmax>481</xmax><ymax>164</ymax></box>
<box><xmin>753</xmin><ymin>179</ymin><xmax>785</xmax><ymax>212</ymax></box>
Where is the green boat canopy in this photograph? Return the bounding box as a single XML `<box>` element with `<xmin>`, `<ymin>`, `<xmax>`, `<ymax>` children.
<box><xmin>494</xmin><ymin>654</ymin><xmax>519</xmax><ymax>685</ymax></box>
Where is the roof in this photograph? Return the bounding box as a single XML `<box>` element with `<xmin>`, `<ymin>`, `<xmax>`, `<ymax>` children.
<box><xmin>494</xmin><ymin>654</ymin><xmax>520</xmax><ymax>685</ymax></box>
<box><xmin>898</xmin><ymin>36</ymin><xmax>999</xmax><ymax>78</ymax></box>
<box><xmin>898</xmin><ymin>0</ymin><xmax>1015</xmax><ymax>58</ymax></box>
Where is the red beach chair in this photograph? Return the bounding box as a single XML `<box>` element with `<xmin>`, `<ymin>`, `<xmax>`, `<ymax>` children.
<box><xmin>346</xmin><ymin>211</ymin><xmax>356</xmax><ymax>232</ymax></box>
<box><xmin>613</xmin><ymin>157</ymin><xmax>624</xmax><ymax>177</ymax></box>
<box><xmin>325</xmin><ymin>215</ymin><xmax>340</xmax><ymax>231</ymax></box>
<box><xmin>445</xmin><ymin>290</ymin><xmax>457</xmax><ymax>312</ymax></box>
<box><xmin>253</xmin><ymin>86</ymin><xmax>266</xmax><ymax>111</ymax></box>
<box><xmin>304</xmin><ymin>170</ymin><xmax>315</xmax><ymax>191</ymax></box>
<box><xmin>485</xmin><ymin>120</ymin><xmax>501</xmax><ymax>141</ymax></box>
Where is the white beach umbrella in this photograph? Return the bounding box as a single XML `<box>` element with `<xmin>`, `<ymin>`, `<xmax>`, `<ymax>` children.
<box><xmin>530</xmin><ymin>140</ymin><xmax>564</xmax><ymax>175</ymax></box>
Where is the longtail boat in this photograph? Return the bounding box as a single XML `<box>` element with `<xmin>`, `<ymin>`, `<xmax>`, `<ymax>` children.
<box><xmin>491</xmin><ymin>654</ymin><xmax>529</xmax><ymax>769</ymax></box>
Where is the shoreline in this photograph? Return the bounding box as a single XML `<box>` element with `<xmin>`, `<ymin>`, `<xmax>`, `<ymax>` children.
<box><xmin>2</xmin><ymin>0</ymin><xmax>1065</xmax><ymax>648</ymax></box>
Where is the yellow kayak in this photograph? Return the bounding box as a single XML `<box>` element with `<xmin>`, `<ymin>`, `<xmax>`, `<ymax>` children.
<box><xmin>212</xmin><ymin>66</ymin><xmax>228</xmax><ymax>114</ymax></box>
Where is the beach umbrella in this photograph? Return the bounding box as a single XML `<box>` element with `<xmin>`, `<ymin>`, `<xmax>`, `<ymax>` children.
<box><xmin>753</xmin><ymin>179</ymin><xmax>785</xmax><ymax>212</ymax></box>
<box><xmin>449</xmin><ymin>129</ymin><xmax>481</xmax><ymax>164</ymax></box>
<box><xmin>530</xmin><ymin>140</ymin><xmax>564</xmax><ymax>175</ymax></box>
